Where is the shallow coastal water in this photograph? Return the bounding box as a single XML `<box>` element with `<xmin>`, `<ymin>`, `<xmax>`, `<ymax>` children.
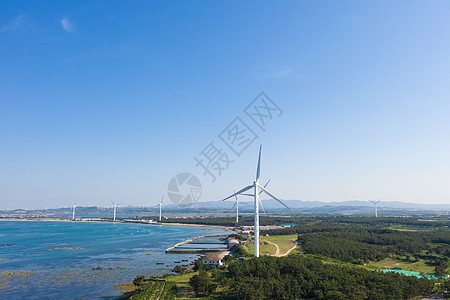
<box><xmin>0</xmin><ymin>221</ymin><xmax>231</xmax><ymax>299</ymax></box>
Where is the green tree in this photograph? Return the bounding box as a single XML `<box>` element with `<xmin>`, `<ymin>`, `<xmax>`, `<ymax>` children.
<box><xmin>193</xmin><ymin>260</ymin><xmax>204</xmax><ymax>271</ymax></box>
<box><xmin>435</xmin><ymin>261</ymin><xmax>449</xmax><ymax>278</ymax></box>
<box><xmin>133</xmin><ymin>275</ymin><xmax>145</xmax><ymax>287</ymax></box>
<box><xmin>172</xmin><ymin>265</ymin><xmax>186</xmax><ymax>275</ymax></box>
<box><xmin>189</xmin><ymin>270</ymin><xmax>217</xmax><ymax>296</ymax></box>
<box><xmin>222</xmin><ymin>254</ymin><xmax>233</xmax><ymax>264</ymax></box>
<box><xmin>231</xmin><ymin>244</ymin><xmax>249</xmax><ymax>257</ymax></box>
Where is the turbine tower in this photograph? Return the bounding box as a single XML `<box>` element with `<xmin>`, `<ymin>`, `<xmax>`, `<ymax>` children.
<box><xmin>222</xmin><ymin>145</ymin><xmax>288</xmax><ymax>257</ymax></box>
<box><xmin>231</xmin><ymin>192</ymin><xmax>239</xmax><ymax>227</ymax></box>
<box><xmin>111</xmin><ymin>201</ymin><xmax>121</xmax><ymax>222</ymax></box>
<box><xmin>368</xmin><ymin>199</ymin><xmax>382</xmax><ymax>217</ymax></box>
<box><xmin>159</xmin><ymin>195</ymin><xmax>164</xmax><ymax>222</ymax></box>
<box><xmin>72</xmin><ymin>203</ymin><xmax>76</xmax><ymax>221</ymax></box>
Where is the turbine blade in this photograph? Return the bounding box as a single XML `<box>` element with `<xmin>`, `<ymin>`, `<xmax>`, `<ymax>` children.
<box><xmin>241</xmin><ymin>193</ymin><xmax>254</xmax><ymax>197</ymax></box>
<box><xmin>231</xmin><ymin>202</ymin><xmax>237</xmax><ymax>209</ymax></box>
<box><xmin>259</xmin><ymin>185</ymin><xmax>289</xmax><ymax>209</ymax></box>
<box><xmin>256</xmin><ymin>145</ymin><xmax>262</xmax><ymax>181</ymax></box>
<box><xmin>259</xmin><ymin>198</ymin><xmax>266</xmax><ymax>214</ymax></box>
<box><xmin>222</xmin><ymin>185</ymin><xmax>254</xmax><ymax>201</ymax></box>
<box><xmin>161</xmin><ymin>195</ymin><xmax>164</xmax><ymax>204</ymax></box>
<box><xmin>259</xmin><ymin>178</ymin><xmax>271</xmax><ymax>195</ymax></box>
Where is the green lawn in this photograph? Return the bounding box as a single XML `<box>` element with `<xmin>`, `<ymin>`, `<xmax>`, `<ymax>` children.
<box><xmin>245</xmin><ymin>241</ymin><xmax>277</xmax><ymax>256</ymax></box>
<box><xmin>366</xmin><ymin>257</ymin><xmax>436</xmax><ymax>274</ymax></box>
<box><xmin>262</xmin><ymin>234</ymin><xmax>298</xmax><ymax>254</ymax></box>
<box><xmin>242</xmin><ymin>235</ymin><xmax>299</xmax><ymax>256</ymax></box>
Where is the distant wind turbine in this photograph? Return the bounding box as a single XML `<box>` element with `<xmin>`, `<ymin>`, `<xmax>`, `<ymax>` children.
<box><xmin>231</xmin><ymin>192</ymin><xmax>240</xmax><ymax>227</ymax></box>
<box><xmin>72</xmin><ymin>203</ymin><xmax>77</xmax><ymax>221</ymax></box>
<box><xmin>368</xmin><ymin>199</ymin><xmax>382</xmax><ymax>217</ymax></box>
<box><xmin>159</xmin><ymin>195</ymin><xmax>164</xmax><ymax>222</ymax></box>
<box><xmin>111</xmin><ymin>201</ymin><xmax>121</xmax><ymax>222</ymax></box>
<box><xmin>229</xmin><ymin>193</ymin><xmax>253</xmax><ymax>227</ymax></box>
<box><xmin>222</xmin><ymin>145</ymin><xmax>288</xmax><ymax>257</ymax></box>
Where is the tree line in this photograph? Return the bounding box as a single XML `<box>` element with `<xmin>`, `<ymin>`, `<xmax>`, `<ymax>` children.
<box><xmin>188</xmin><ymin>255</ymin><xmax>435</xmax><ymax>299</ymax></box>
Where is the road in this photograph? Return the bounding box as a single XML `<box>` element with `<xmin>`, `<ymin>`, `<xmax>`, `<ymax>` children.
<box><xmin>264</xmin><ymin>240</ymin><xmax>297</xmax><ymax>257</ymax></box>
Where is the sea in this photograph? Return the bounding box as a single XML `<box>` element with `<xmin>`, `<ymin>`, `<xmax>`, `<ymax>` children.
<box><xmin>0</xmin><ymin>221</ymin><xmax>232</xmax><ymax>299</ymax></box>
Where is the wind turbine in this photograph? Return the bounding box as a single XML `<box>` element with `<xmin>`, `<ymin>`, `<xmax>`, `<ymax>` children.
<box><xmin>111</xmin><ymin>201</ymin><xmax>121</xmax><ymax>222</ymax></box>
<box><xmin>368</xmin><ymin>199</ymin><xmax>382</xmax><ymax>217</ymax></box>
<box><xmin>72</xmin><ymin>203</ymin><xmax>76</xmax><ymax>221</ymax></box>
<box><xmin>158</xmin><ymin>195</ymin><xmax>163</xmax><ymax>222</ymax></box>
<box><xmin>241</xmin><ymin>179</ymin><xmax>271</xmax><ymax>216</ymax></box>
<box><xmin>229</xmin><ymin>193</ymin><xmax>253</xmax><ymax>227</ymax></box>
<box><xmin>231</xmin><ymin>192</ymin><xmax>240</xmax><ymax>227</ymax></box>
<box><xmin>222</xmin><ymin>145</ymin><xmax>288</xmax><ymax>257</ymax></box>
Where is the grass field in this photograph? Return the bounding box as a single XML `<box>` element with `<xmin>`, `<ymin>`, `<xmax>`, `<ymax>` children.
<box><xmin>163</xmin><ymin>271</ymin><xmax>227</xmax><ymax>299</ymax></box>
<box><xmin>262</xmin><ymin>234</ymin><xmax>298</xmax><ymax>254</ymax></box>
<box><xmin>366</xmin><ymin>257</ymin><xmax>436</xmax><ymax>274</ymax></box>
<box><xmin>245</xmin><ymin>241</ymin><xmax>277</xmax><ymax>256</ymax></box>
<box><xmin>243</xmin><ymin>234</ymin><xmax>298</xmax><ymax>256</ymax></box>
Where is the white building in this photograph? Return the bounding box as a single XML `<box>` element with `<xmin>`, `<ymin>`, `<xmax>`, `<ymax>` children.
<box><xmin>202</xmin><ymin>259</ymin><xmax>223</xmax><ymax>267</ymax></box>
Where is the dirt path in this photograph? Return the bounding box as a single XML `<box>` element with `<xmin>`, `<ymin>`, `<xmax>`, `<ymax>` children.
<box><xmin>264</xmin><ymin>240</ymin><xmax>297</xmax><ymax>257</ymax></box>
<box><xmin>280</xmin><ymin>242</ymin><xmax>298</xmax><ymax>257</ymax></box>
<box><xmin>265</xmin><ymin>240</ymin><xmax>281</xmax><ymax>256</ymax></box>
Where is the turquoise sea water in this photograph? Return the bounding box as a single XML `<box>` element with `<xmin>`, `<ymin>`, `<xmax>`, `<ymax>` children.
<box><xmin>0</xmin><ymin>221</ymin><xmax>231</xmax><ymax>299</ymax></box>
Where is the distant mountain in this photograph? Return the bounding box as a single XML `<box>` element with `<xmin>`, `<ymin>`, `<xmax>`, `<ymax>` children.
<box><xmin>1</xmin><ymin>200</ymin><xmax>448</xmax><ymax>217</ymax></box>
<box><xmin>190</xmin><ymin>199</ymin><xmax>450</xmax><ymax>211</ymax></box>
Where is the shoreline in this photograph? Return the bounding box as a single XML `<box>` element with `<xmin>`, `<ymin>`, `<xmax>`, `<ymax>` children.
<box><xmin>0</xmin><ymin>217</ymin><xmax>234</xmax><ymax>298</ymax></box>
<box><xmin>0</xmin><ymin>217</ymin><xmax>234</xmax><ymax>257</ymax></box>
<box><xmin>0</xmin><ymin>217</ymin><xmax>233</xmax><ymax>230</ymax></box>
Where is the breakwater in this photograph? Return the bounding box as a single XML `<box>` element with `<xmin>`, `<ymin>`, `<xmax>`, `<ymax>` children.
<box><xmin>165</xmin><ymin>234</ymin><xmax>228</xmax><ymax>254</ymax></box>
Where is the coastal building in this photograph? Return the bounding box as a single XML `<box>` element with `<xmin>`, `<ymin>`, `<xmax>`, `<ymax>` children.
<box><xmin>227</xmin><ymin>237</ymin><xmax>240</xmax><ymax>247</ymax></box>
<box><xmin>202</xmin><ymin>259</ymin><xmax>223</xmax><ymax>267</ymax></box>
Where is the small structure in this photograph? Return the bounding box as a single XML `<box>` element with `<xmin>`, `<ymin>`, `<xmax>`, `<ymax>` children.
<box><xmin>227</xmin><ymin>237</ymin><xmax>240</xmax><ymax>247</ymax></box>
<box><xmin>202</xmin><ymin>259</ymin><xmax>223</xmax><ymax>267</ymax></box>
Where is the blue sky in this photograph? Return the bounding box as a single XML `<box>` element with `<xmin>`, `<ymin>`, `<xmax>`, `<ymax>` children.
<box><xmin>1</xmin><ymin>1</ymin><xmax>449</xmax><ymax>209</ymax></box>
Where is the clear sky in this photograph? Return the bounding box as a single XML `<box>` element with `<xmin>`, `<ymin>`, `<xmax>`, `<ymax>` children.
<box><xmin>1</xmin><ymin>1</ymin><xmax>449</xmax><ymax>209</ymax></box>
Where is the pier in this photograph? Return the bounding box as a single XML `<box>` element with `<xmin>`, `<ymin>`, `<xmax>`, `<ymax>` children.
<box><xmin>165</xmin><ymin>234</ymin><xmax>229</xmax><ymax>254</ymax></box>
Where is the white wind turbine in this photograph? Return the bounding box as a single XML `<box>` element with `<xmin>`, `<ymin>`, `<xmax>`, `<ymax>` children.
<box><xmin>368</xmin><ymin>199</ymin><xmax>382</xmax><ymax>217</ymax></box>
<box><xmin>111</xmin><ymin>201</ymin><xmax>121</xmax><ymax>222</ymax></box>
<box><xmin>158</xmin><ymin>195</ymin><xmax>164</xmax><ymax>222</ymax></box>
<box><xmin>241</xmin><ymin>179</ymin><xmax>271</xmax><ymax>216</ymax></box>
<box><xmin>72</xmin><ymin>202</ymin><xmax>77</xmax><ymax>221</ymax></box>
<box><xmin>222</xmin><ymin>145</ymin><xmax>288</xmax><ymax>257</ymax></box>
<box><xmin>231</xmin><ymin>192</ymin><xmax>240</xmax><ymax>227</ymax></box>
<box><xmin>231</xmin><ymin>180</ymin><xmax>271</xmax><ymax>228</ymax></box>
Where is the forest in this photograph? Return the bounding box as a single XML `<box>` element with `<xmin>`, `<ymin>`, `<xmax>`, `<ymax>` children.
<box><xmin>128</xmin><ymin>216</ymin><xmax>449</xmax><ymax>299</ymax></box>
<box><xmin>220</xmin><ymin>255</ymin><xmax>435</xmax><ymax>299</ymax></box>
